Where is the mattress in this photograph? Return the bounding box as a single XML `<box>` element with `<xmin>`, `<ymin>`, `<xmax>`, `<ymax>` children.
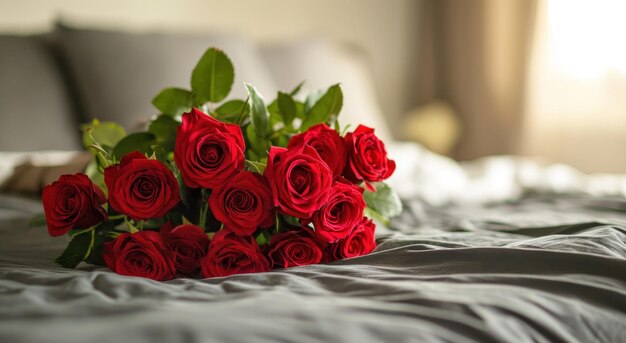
<box><xmin>1</xmin><ymin>192</ymin><xmax>625</xmax><ymax>343</ymax></box>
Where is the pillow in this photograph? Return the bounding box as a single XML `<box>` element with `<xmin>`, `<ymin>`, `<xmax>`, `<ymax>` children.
<box><xmin>0</xmin><ymin>35</ymin><xmax>81</xmax><ymax>151</ymax></box>
<box><xmin>260</xmin><ymin>40</ymin><xmax>393</xmax><ymax>142</ymax></box>
<box><xmin>55</xmin><ymin>24</ymin><xmax>278</xmax><ymax>131</ymax></box>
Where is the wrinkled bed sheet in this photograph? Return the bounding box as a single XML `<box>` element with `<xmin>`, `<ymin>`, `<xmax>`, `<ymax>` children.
<box><xmin>1</xmin><ymin>193</ymin><xmax>625</xmax><ymax>343</ymax></box>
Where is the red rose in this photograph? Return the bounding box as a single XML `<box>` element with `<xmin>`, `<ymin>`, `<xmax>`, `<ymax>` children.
<box><xmin>161</xmin><ymin>222</ymin><xmax>209</xmax><ymax>276</ymax></box>
<box><xmin>267</xmin><ymin>229</ymin><xmax>325</xmax><ymax>268</ymax></box>
<box><xmin>344</xmin><ymin>125</ymin><xmax>396</xmax><ymax>190</ymax></box>
<box><xmin>104</xmin><ymin>151</ymin><xmax>180</xmax><ymax>221</ymax></box>
<box><xmin>42</xmin><ymin>173</ymin><xmax>107</xmax><ymax>237</ymax></box>
<box><xmin>287</xmin><ymin>123</ymin><xmax>347</xmax><ymax>175</ymax></box>
<box><xmin>103</xmin><ymin>230</ymin><xmax>176</xmax><ymax>281</ymax></box>
<box><xmin>312</xmin><ymin>180</ymin><xmax>366</xmax><ymax>243</ymax></box>
<box><xmin>264</xmin><ymin>145</ymin><xmax>333</xmax><ymax>218</ymax></box>
<box><xmin>175</xmin><ymin>108</ymin><xmax>245</xmax><ymax>189</ymax></box>
<box><xmin>329</xmin><ymin>217</ymin><xmax>376</xmax><ymax>260</ymax></box>
<box><xmin>209</xmin><ymin>171</ymin><xmax>274</xmax><ymax>236</ymax></box>
<box><xmin>200</xmin><ymin>229</ymin><xmax>270</xmax><ymax>278</ymax></box>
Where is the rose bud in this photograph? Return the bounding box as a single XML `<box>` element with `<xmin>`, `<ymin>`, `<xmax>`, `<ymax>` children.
<box><xmin>103</xmin><ymin>230</ymin><xmax>176</xmax><ymax>281</ymax></box>
<box><xmin>161</xmin><ymin>222</ymin><xmax>209</xmax><ymax>276</ymax></box>
<box><xmin>312</xmin><ymin>179</ymin><xmax>366</xmax><ymax>243</ymax></box>
<box><xmin>200</xmin><ymin>229</ymin><xmax>270</xmax><ymax>278</ymax></box>
<box><xmin>267</xmin><ymin>229</ymin><xmax>325</xmax><ymax>268</ymax></box>
<box><xmin>344</xmin><ymin>125</ymin><xmax>396</xmax><ymax>190</ymax></box>
<box><xmin>104</xmin><ymin>151</ymin><xmax>180</xmax><ymax>221</ymax></box>
<box><xmin>329</xmin><ymin>217</ymin><xmax>377</xmax><ymax>260</ymax></box>
<box><xmin>287</xmin><ymin>123</ymin><xmax>347</xmax><ymax>176</ymax></box>
<box><xmin>209</xmin><ymin>171</ymin><xmax>274</xmax><ymax>236</ymax></box>
<box><xmin>264</xmin><ymin>145</ymin><xmax>333</xmax><ymax>219</ymax></box>
<box><xmin>42</xmin><ymin>173</ymin><xmax>107</xmax><ymax>237</ymax></box>
<box><xmin>174</xmin><ymin>108</ymin><xmax>245</xmax><ymax>189</ymax></box>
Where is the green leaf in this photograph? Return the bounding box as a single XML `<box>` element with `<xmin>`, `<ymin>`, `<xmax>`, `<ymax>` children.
<box><xmin>277</xmin><ymin>92</ymin><xmax>297</xmax><ymax>126</ymax></box>
<box><xmin>364</xmin><ymin>207</ymin><xmax>390</xmax><ymax>227</ymax></box>
<box><xmin>290</xmin><ymin>81</ymin><xmax>305</xmax><ymax>96</ymax></box>
<box><xmin>150</xmin><ymin>145</ymin><xmax>169</xmax><ymax>163</ymax></box>
<box><xmin>268</xmin><ymin>99</ymin><xmax>281</xmax><ymax>128</ymax></box>
<box><xmin>272</xmin><ymin>100</ymin><xmax>304</xmax><ymax>124</ymax></box>
<box><xmin>340</xmin><ymin>123</ymin><xmax>352</xmax><ymax>136</ymax></box>
<box><xmin>363</xmin><ymin>182</ymin><xmax>402</xmax><ymax>219</ymax></box>
<box><xmin>215</xmin><ymin>99</ymin><xmax>250</xmax><ymax>124</ymax></box>
<box><xmin>294</xmin><ymin>101</ymin><xmax>306</xmax><ymax>119</ymax></box>
<box><xmin>84</xmin><ymin>221</ymin><xmax>115</xmax><ymax>267</ymax></box>
<box><xmin>151</xmin><ymin>87</ymin><xmax>193</xmax><ymax>116</ymax></box>
<box><xmin>255</xmin><ymin>231</ymin><xmax>270</xmax><ymax>246</ymax></box>
<box><xmin>301</xmin><ymin>84</ymin><xmax>343</xmax><ymax>131</ymax></box>
<box><xmin>333</xmin><ymin>118</ymin><xmax>341</xmax><ymax>132</ymax></box>
<box><xmin>245</xmin><ymin>124</ymin><xmax>270</xmax><ymax>160</ymax></box>
<box><xmin>245</xmin><ymin>83</ymin><xmax>271</xmax><ymax>137</ymax></box>
<box><xmin>55</xmin><ymin>229</ymin><xmax>93</xmax><ymax>269</ymax></box>
<box><xmin>304</xmin><ymin>89</ymin><xmax>325</xmax><ymax>113</ymax></box>
<box><xmin>112</xmin><ymin>132</ymin><xmax>157</xmax><ymax>160</ymax></box>
<box><xmin>176</xmin><ymin>172</ymin><xmax>194</xmax><ymax>213</ymax></box>
<box><xmin>191</xmin><ymin>48</ymin><xmax>235</xmax><ymax>104</ymax></box>
<box><xmin>245</xmin><ymin>159</ymin><xmax>266</xmax><ymax>174</ymax></box>
<box><xmin>271</xmin><ymin>134</ymin><xmax>290</xmax><ymax>148</ymax></box>
<box><xmin>268</xmin><ymin>92</ymin><xmax>298</xmax><ymax>131</ymax></box>
<box><xmin>85</xmin><ymin>160</ymin><xmax>106</xmax><ymax>194</ymax></box>
<box><xmin>82</xmin><ymin>120</ymin><xmax>126</xmax><ymax>168</ymax></box>
<box><xmin>282</xmin><ymin>215</ymin><xmax>301</xmax><ymax>227</ymax></box>
<box><xmin>148</xmin><ymin>115</ymin><xmax>179</xmax><ymax>151</ymax></box>
<box><xmin>82</xmin><ymin>120</ymin><xmax>127</xmax><ymax>151</ymax></box>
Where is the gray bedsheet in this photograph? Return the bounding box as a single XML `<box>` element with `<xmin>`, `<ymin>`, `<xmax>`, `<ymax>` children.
<box><xmin>1</xmin><ymin>194</ymin><xmax>625</xmax><ymax>343</ymax></box>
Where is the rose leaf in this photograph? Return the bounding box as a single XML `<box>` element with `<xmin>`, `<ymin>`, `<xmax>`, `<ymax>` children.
<box><xmin>215</xmin><ymin>99</ymin><xmax>250</xmax><ymax>124</ymax></box>
<box><xmin>301</xmin><ymin>84</ymin><xmax>343</xmax><ymax>131</ymax></box>
<box><xmin>55</xmin><ymin>228</ymin><xmax>93</xmax><ymax>269</ymax></box>
<box><xmin>363</xmin><ymin>182</ymin><xmax>403</xmax><ymax>219</ymax></box>
<box><xmin>148</xmin><ymin>115</ymin><xmax>179</xmax><ymax>152</ymax></box>
<box><xmin>152</xmin><ymin>87</ymin><xmax>193</xmax><ymax>117</ymax></box>
<box><xmin>191</xmin><ymin>47</ymin><xmax>235</xmax><ymax>104</ymax></box>
<box><xmin>245</xmin><ymin>83</ymin><xmax>271</xmax><ymax>137</ymax></box>
<box><xmin>112</xmin><ymin>132</ymin><xmax>157</xmax><ymax>160</ymax></box>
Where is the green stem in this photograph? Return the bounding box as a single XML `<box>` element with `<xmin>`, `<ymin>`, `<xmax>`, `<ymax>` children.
<box><xmin>198</xmin><ymin>189</ymin><xmax>210</xmax><ymax>228</ymax></box>
<box><xmin>198</xmin><ymin>202</ymin><xmax>208</xmax><ymax>228</ymax></box>
<box><xmin>235</xmin><ymin>96</ymin><xmax>251</xmax><ymax>124</ymax></box>
<box><xmin>70</xmin><ymin>226</ymin><xmax>94</xmax><ymax>238</ymax></box>
<box><xmin>84</xmin><ymin>228</ymin><xmax>96</xmax><ymax>260</ymax></box>
<box><xmin>274</xmin><ymin>213</ymin><xmax>280</xmax><ymax>234</ymax></box>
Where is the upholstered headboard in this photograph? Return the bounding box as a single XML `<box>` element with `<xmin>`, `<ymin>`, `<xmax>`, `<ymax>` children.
<box><xmin>0</xmin><ymin>25</ymin><xmax>392</xmax><ymax>151</ymax></box>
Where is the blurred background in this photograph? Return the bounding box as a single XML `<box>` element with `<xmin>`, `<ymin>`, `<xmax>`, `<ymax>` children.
<box><xmin>1</xmin><ymin>0</ymin><xmax>625</xmax><ymax>173</ymax></box>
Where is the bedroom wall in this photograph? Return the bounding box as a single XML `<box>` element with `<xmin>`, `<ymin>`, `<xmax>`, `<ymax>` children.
<box><xmin>0</xmin><ymin>0</ymin><xmax>422</xmax><ymax>136</ymax></box>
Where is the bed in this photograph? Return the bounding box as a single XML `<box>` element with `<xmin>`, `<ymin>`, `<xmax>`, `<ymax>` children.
<box><xmin>2</xmin><ymin>25</ymin><xmax>626</xmax><ymax>342</ymax></box>
<box><xmin>2</xmin><ymin>153</ymin><xmax>626</xmax><ymax>342</ymax></box>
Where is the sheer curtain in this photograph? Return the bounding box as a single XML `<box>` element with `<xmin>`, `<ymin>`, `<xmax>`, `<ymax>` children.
<box><xmin>522</xmin><ymin>0</ymin><xmax>626</xmax><ymax>173</ymax></box>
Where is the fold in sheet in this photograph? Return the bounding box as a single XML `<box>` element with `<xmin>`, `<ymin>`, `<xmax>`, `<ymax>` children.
<box><xmin>1</xmin><ymin>194</ymin><xmax>625</xmax><ymax>342</ymax></box>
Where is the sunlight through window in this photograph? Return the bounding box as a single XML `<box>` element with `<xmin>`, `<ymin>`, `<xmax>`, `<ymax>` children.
<box><xmin>523</xmin><ymin>0</ymin><xmax>626</xmax><ymax>173</ymax></box>
<box><xmin>547</xmin><ymin>0</ymin><xmax>626</xmax><ymax>79</ymax></box>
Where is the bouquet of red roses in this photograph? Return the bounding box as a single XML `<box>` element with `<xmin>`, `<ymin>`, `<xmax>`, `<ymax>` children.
<box><xmin>40</xmin><ymin>47</ymin><xmax>401</xmax><ymax>280</ymax></box>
